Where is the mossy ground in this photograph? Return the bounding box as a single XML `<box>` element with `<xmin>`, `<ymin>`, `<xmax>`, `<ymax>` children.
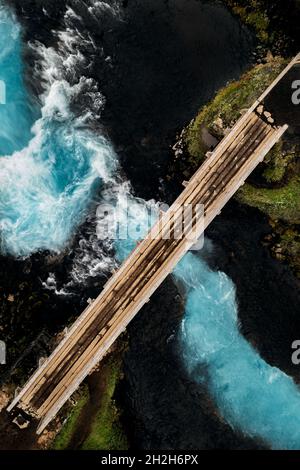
<box><xmin>172</xmin><ymin>57</ymin><xmax>287</xmax><ymax>179</ymax></box>
<box><xmin>263</xmin><ymin>221</ymin><xmax>300</xmax><ymax>279</ymax></box>
<box><xmin>53</xmin><ymin>386</ymin><xmax>89</xmax><ymax>450</ymax></box>
<box><xmin>52</xmin><ymin>344</ymin><xmax>128</xmax><ymax>451</ymax></box>
<box><xmin>171</xmin><ymin>57</ymin><xmax>300</xmax><ymax>278</ymax></box>
<box><xmin>237</xmin><ymin>177</ymin><xmax>300</xmax><ymax>224</ymax></box>
<box><xmin>262</xmin><ymin>141</ymin><xmax>295</xmax><ymax>183</ymax></box>
<box><xmin>224</xmin><ymin>0</ymin><xmax>272</xmax><ymax>45</ymax></box>
<box><xmin>223</xmin><ymin>0</ymin><xmax>300</xmax><ymax>54</ymax></box>
<box><xmin>80</xmin><ymin>353</ymin><xmax>128</xmax><ymax>450</ymax></box>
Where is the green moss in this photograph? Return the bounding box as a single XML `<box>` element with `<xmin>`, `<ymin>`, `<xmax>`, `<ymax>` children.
<box><xmin>52</xmin><ymin>386</ymin><xmax>89</xmax><ymax>450</ymax></box>
<box><xmin>171</xmin><ymin>46</ymin><xmax>300</xmax><ymax>278</ymax></box>
<box><xmin>81</xmin><ymin>355</ymin><xmax>128</xmax><ymax>451</ymax></box>
<box><xmin>226</xmin><ymin>1</ymin><xmax>270</xmax><ymax>43</ymax></box>
<box><xmin>263</xmin><ymin>165</ymin><xmax>285</xmax><ymax>184</ymax></box>
<box><xmin>263</xmin><ymin>221</ymin><xmax>300</xmax><ymax>278</ymax></box>
<box><xmin>262</xmin><ymin>142</ymin><xmax>294</xmax><ymax>183</ymax></box>
<box><xmin>278</xmin><ymin>228</ymin><xmax>300</xmax><ymax>276</ymax></box>
<box><xmin>52</xmin><ymin>348</ymin><xmax>128</xmax><ymax>451</ymax></box>
<box><xmin>223</xmin><ymin>0</ymin><xmax>300</xmax><ymax>52</ymax></box>
<box><xmin>183</xmin><ymin>58</ymin><xmax>287</xmax><ymax>168</ymax></box>
<box><xmin>236</xmin><ymin>177</ymin><xmax>300</xmax><ymax>223</ymax></box>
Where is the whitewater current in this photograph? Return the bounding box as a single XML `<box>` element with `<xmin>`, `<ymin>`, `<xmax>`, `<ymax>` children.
<box><xmin>1</xmin><ymin>0</ymin><xmax>300</xmax><ymax>449</ymax></box>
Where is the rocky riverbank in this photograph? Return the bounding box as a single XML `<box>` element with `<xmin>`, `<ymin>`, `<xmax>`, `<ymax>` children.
<box><xmin>222</xmin><ymin>0</ymin><xmax>300</xmax><ymax>56</ymax></box>
<box><xmin>120</xmin><ymin>5</ymin><xmax>300</xmax><ymax>444</ymax></box>
<box><xmin>122</xmin><ymin>54</ymin><xmax>300</xmax><ymax>445</ymax></box>
<box><xmin>169</xmin><ymin>55</ymin><xmax>300</xmax><ymax>279</ymax></box>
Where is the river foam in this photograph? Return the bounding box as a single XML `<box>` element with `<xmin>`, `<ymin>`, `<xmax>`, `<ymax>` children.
<box><xmin>0</xmin><ymin>2</ymin><xmax>117</xmax><ymax>256</ymax></box>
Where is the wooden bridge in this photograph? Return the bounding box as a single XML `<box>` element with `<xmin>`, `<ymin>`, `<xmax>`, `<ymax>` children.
<box><xmin>7</xmin><ymin>54</ymin><xmax>300</xmax><ymax>434</ymax></box>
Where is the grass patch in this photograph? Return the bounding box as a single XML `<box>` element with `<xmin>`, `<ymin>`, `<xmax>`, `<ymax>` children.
<box><xmin>51</xmin><ymin>343</ymin><xmax>128</xmax><ymax>451</ymax></box>
<box><xmin>81</xmin><ymin>355</ymin><xmax>128</xmax><ymax>450</ymax></box>
<box><xmin>262</xmin><ymin>142</ymin><xmax>295</xmax><ymax>183</ymax></box>
<box><xmin>223</xmin><ymin>0</ymin><xmax>300</xmax><ymax>53</ymax></box>
<box><xmin>275</xmin><ymin>226</ymin><xmax>300</xmax><ymax>277</ymax></box>
<box><xmin>52</xmin><ymin>386</ymin><xmax>89</xmax><ymax>450</ymax></box>
<box><xmin>225</xmin><ymin>0</ymin><xmax>270</xmax><ymax>43</ymax></box>
<box><xmin>237</xmin><ymin>177</ymin><xmax>300</xmax><ymax>223</ymax></box>
<box><xmin>183</xmin><ymin>58</ymin><xmax>286</xmax><ymax>167</ymax></box>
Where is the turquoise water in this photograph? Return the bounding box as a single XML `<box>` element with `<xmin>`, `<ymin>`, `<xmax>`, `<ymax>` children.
<box><xmin>0</xmin><ymin>4</ymin><xmax>117</xmax><ymax>256</ymax></box>
<box><xmin>1</xmin><ymin>1</ymin><xmax>300</xmax><ymax>450</ymax></box>
<box><xmin>114</xmin><ymin>210</ymin><xmax>300</xmax><ymax>449</ymax></box>
<box><xmin>174</xmin><ymin>254</ymin><xmax>300</xmax><ymax>449</ymax></box>
<box><xmin>0</xmin><ymin>4</ymin><xmax>36</xmax><ymax>154</ymax></box>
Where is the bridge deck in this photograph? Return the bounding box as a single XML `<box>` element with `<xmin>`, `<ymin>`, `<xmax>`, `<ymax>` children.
<box><xmin>8</xmin><ymin>54</ymin><xmax>300</xmax><ymax>434</ymax></box>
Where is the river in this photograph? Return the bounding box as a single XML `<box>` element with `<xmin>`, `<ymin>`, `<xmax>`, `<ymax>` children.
<box><xmin>1</xmin><ymin>0</ymin><xmax>300</xmax><ymax>450</ymax></box>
